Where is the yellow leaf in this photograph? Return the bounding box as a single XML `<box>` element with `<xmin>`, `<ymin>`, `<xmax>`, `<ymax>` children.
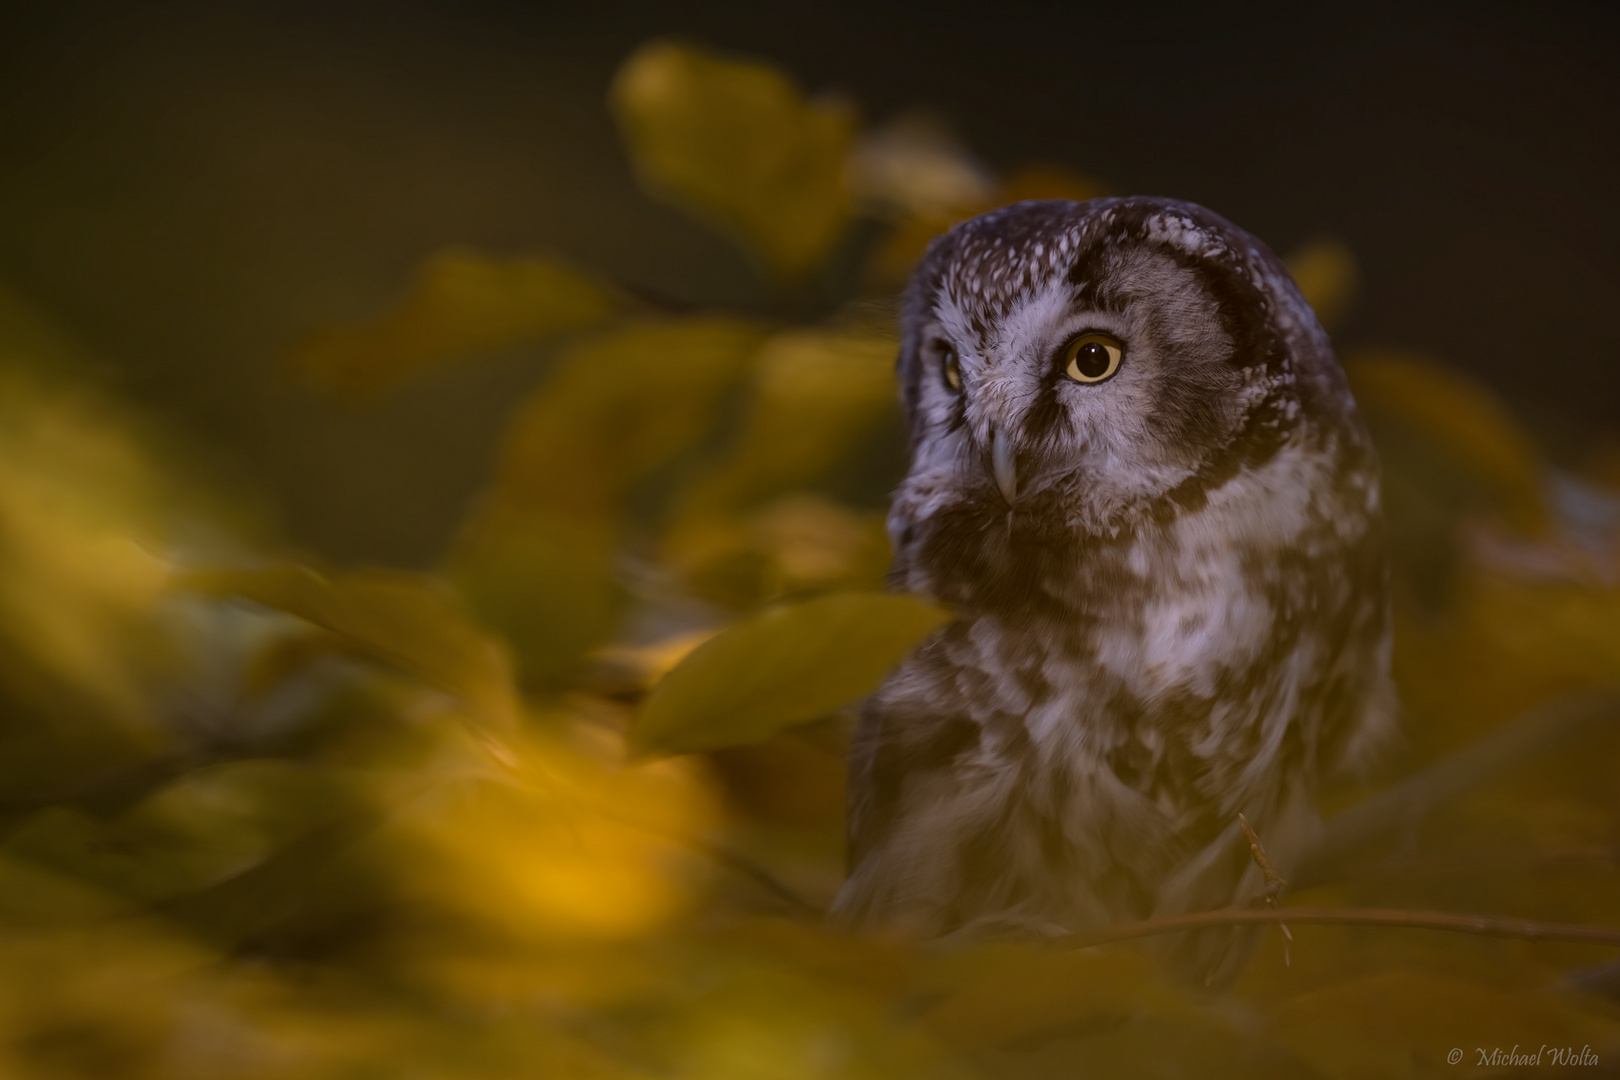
<box><xmin>447</xmin><ymin>510</ymin><xmax>624</xmax><ymax>690</ymax></box>
<box><xmin>380</xmin><ymin>726</ymin><xmax>719</xmax><ymax>943</ymax></box>
<box><xmin>610</xmin><ymin>41</ymin><xmax>857</xmax><ymax>281</ymax></box>
<box><xmin>666</xmin><ymin>495</ymin><xmax>891</xmax><ymax>610</ymax></box>
<box><xmin>0</xmin><ymin>314</ymin><xmax>196</xmax><ymax>796</ymax></box>
<box><xmin>2</xmin><ymin>760</ymin><xmax>358</xmax><ymax>905</ymax></box>
<box><xmin>482</xmin><ymin>316</ymin><xmax>765</xmax><ymax>519</ymax></box>
<box><xmin>631</xmin><ymin>592</ymin><xmax>951</xmax><ymax>755</ymax></box>
<box><xmin>845</xmin><ymin>114</ymin><xmax>996</xmax><ymax>222</ymax></box>
<box><xmin>591</xmin><ymin>628</ymin><xmax>719</xmax><ymax>697</ymax></box>
<box><xmin>1346</xmin><ymin>352</ymin><xmax>1549</xmax><ymax>536</ymax></box>
<box><xmin>1286</xmin><ymin>237</ymin><xmax>1359</xmax><ymax>331</ymax></box>
<box><xmin>676</xmin><ymin>327</ymin><xmax>900</xmax><ymax>518</ymax></box>
<box><xmin>286</xmin><ymin>249</ymin><xmax>618</xmax><ymax>397</ymax></box>
<box><xmin>177</xmin><ymin>564</ymin><xmax>521</xmax><ymax>734</ymax></box>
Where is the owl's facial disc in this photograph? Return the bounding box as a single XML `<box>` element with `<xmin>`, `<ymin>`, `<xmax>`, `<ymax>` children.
<box><xmin>897</xmin><ymin>198</ymin><xmax>1313</xmax><ymax>537</ymax></box>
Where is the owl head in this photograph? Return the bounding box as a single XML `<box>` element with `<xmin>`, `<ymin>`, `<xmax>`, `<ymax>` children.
<box><xmin>891</xmin><ymin>197</ymin><xmax>1372</xmax><ymax>604</ymax></box>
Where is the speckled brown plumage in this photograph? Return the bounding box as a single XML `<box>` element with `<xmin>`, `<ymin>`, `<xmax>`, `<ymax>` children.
<box><xmin>833</xmin><ymin>197</ymin><xmax>1394</xmax><ymax>982</ymax></box>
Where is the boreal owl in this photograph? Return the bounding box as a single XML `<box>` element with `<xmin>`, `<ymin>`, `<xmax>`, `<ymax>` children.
<box><xmin>832</xmin><ymin>196</ymin><xmax>1394</xmax><ymax>981</ymax></box>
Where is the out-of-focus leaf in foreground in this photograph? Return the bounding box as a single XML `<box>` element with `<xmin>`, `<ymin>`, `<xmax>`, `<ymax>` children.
<box><xmin>610</xmin><ymin>41</ymin><xmax>857</xmax><ymax>282</ymax></box>
<box><xmin>449</xmin><ymin>317</ymin><xmax>763</xmax><ymax>685</ymax></box>
<box><xmin>1347</xmin><ymin>351</ymin><xmax>1549</xmax><ymax>537</ymax></box>
<box><xmin>1286</xmin><ymin>238</ymin><xmax>1359</xmax><ymax>332</ymax></box>
<box><xmin>662</xmin><ymin>326</ymin><xmax>901</xmax><ymax>607</ymax></box>
<box><xmin>631</xmin><ymin>592</ymin><xmax>950</xmax><ymax>755</ymax></box>
<box><xmin>666</xmin><ymin>494</ymin><xmax>892</xmax><ymax>611</ymax></box>
<box><xmin>376</xmin><ymin>724</ymin><xmax>720</xmax><ymax>944</ymax></box>
<box><xmin>0</xmin><ymin>364</ymin><xmax>176</xmax><ymax>735</ymax></box>
<box><xmin>178</xmin><ymin>563</ymin><xmax>522</xmax><ymax>735</ymax></box>
<box><xmin>286</xmin><ymin>250</ymin><xmax>618</xmax><ymax>397</ymax></box>
<box><xmin>0</xmin><ymin>291</ymin><xmax>205</xmax><ymax>799</ymax></box>
<box><xmin>448</xmin><ymin>511</ymin><xmax>623</xmax><ymax>691</ymax></box>
<box><xmin>476</xmin><ymin>317</ymin><xmax>765</xmax><ymax>520</ymax></box>
<box><xmin>676</xmin><ymin>326</ymin><xmax>899</xmax><ymax>516</ymax></box>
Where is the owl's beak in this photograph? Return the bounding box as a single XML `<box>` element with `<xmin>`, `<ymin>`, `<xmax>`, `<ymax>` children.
<box><xmin>988</xmin><ymin>429</ymin><xmax>1018</xmax><ymax>505</ymax></box>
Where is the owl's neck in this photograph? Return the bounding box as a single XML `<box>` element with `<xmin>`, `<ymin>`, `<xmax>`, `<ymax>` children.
<box><xmin>893</xmin><ymin>427</ymin><xmax>1369</xmax><ymax>629</ymax></box>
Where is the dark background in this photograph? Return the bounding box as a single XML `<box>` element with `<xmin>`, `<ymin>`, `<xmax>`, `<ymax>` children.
<box><xmin>1</xmin><ymin>0</ymin><xmax>1615</xmax><ymax>566</ymax></box>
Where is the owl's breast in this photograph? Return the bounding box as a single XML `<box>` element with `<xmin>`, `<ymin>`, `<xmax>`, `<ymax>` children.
<box><xmin>929</xmin><ymin>438</ymin><xmax>1387</xmax><ymax>811</ymax></box>
<box><xmin>844</xmin><ymin>439</ymin><xmax>1391</xmax><ymax>942</ymax></box>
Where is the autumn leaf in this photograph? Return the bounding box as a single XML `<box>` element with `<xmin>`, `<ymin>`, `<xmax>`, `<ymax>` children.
<box><xmin>479</xmin><ymin>316</ymin><xmax>765</xmax><ymax>520</ymax></box>
<box><xmin>376</xmin><ymin>725</ymin><xmax>720</xmax><ymax>944</ymax></box>
<box><xmin>1346</xmin><ymin>351</ymin><xmax>1549</xmax><ymax>536</ymax></box>
<box><xmin>177</xmin><ymin>563</ymin><xmax>521</xmax><ymax>734</ymax></box>
<box><xmin>446</xmin><ymin>510</ymin><xmax>624</xmax><ymax>690</ymax></box>
<box><xmin>674</xmin><ymin>326</ymin><xmax>901</xmax><ymax>517</ymax></box>
<box><xmin>1287</xmin><ymin>237</ymin><xmax>1359</xmax><ymax>331</ymax></box>
<box><xmin>631</xmin><ymin>592</ymin><xmax>951</xmax><ymax>755</ymax></box>
<box><xmin>610</xmin><ymin>41</ymin><xmax>857</xmax><ymax>281</ymax></box>
<box><xmin>286</xmin><ymin>249</ymin><xmax>618</xmax><ymax>397</ymax></box>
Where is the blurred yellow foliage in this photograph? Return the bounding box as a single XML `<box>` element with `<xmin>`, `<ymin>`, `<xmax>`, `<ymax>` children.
<box><xmin>287</xmin><ymin>250</ymin><xmax>618</xmax><ymax>397</ymax></box>
<box><xmin>1347</xmin><ymin>351</ymin><xmax>1549</xmax><ymax>536</ymax></box>
<box><xmin>179</xmin><ymin>563</ymin><xmax>524</xmax><ymax>735</ymax></box>
<box><xmin>676</xmin><ymin>326</ymin><xmax>898</xmax><ymax>517</ymax></box>
<box><xmin>0</xmin><ymin>303</ymin><xmax>198</xmax><ymax>800</ymax></box>
<box><xmin>477</xmin><ymin>317</ymin><xmax>765</xmax><ymax>520</ymax></box>
<box><xmin>611</xmin><ymin>41</ymin><xmax>857</xmax><ymax>282</ymax></box>
<box><xmin>4</xmin><ymin>35</ymin><xmax>1620</xmax><ymax>1080</ymax></box>
<box><xmin>1287</xmin><ymin>238</ymin><xmax>1360</xmax><ymax>332</ymax></box>
<box><xmin>377</xmin><ymin>722</ymin><xmax>719</xmax><ymax>943</ymax></box>
<box><xmin>632</xmin><ymin>592</ymin><xmax>950</xmax><ymax>756</ymax></box>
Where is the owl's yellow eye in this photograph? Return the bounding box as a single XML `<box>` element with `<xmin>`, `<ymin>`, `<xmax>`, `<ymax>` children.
<box><xmin>1062</xmin><ymin>333</ymin><xmax>1124</xmax><ymax>383</ymax></box>
<box><xmin>942</xmin><ymin>348</ymin><xmax>963</xmax><ymax>391</ymax></box>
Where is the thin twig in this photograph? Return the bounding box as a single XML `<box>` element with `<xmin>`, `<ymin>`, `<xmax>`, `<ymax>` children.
<box><xmin>1238</xmin><ymin>813</ymin><xmax>1288</xmax><ymax>900</ymax></box>
<box><xmin>1057</xmin><ymin>906</ymin><xmax>1620</xmax><ymax>951</ymax></box>
<box><xmin>1239</xmin><ymin>812</ymin><xmax>1292</xmax><ymax>965</ymax></box>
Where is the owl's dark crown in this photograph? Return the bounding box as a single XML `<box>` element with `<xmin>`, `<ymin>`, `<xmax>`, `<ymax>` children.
<box><xmin>898</xmin><ymin>197</ymin><xmax>1349</xmax><ymax>434</ymax></box>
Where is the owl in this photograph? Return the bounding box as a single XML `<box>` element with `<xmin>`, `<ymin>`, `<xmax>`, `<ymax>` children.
<box><xmin>832</xmin><ymin>197</ymin><xmax>1394</xmax><ymax>981</ymax></box>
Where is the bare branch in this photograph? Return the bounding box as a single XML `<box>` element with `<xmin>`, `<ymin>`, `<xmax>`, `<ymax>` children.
<box><xmin>1239</xmin><ymin>811</ymin><xmax>1292</xmax><ymax>964</ymax></box>
<box><xmin>1058</xmin><ymin>906</ymin><xmax>1620</xmax><ymax>951</ymax></box>
<box><xmin>1238</xmin><ymin>812</ymin><xmax>1288</xmax><ymax>900</ymax></box>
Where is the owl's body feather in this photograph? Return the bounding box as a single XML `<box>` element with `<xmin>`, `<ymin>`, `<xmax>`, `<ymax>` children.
<box><xmin>833</xmin><ymin>198</ymin><xmax>1393</xmax><ymax>978</ymax></box>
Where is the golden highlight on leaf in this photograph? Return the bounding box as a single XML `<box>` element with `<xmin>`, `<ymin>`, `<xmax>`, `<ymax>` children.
<box><xmin>610</xmin><ymin>41</ymin><xmax>857</xmax><ymax>281</ymax></box>
<box><xmin>287</xmin><ymin>249</ymin><xmax>618</xmax><ymax>397</ymax></box>
<box><xmin>631</xmin><ymin>592</ymin><xmax>951</xmax><ymax>755</ymax></box>
<box><xmin>379</xmin><ymin>727</ymin><xmax>720</xmax><ymax>943</ymax></box>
